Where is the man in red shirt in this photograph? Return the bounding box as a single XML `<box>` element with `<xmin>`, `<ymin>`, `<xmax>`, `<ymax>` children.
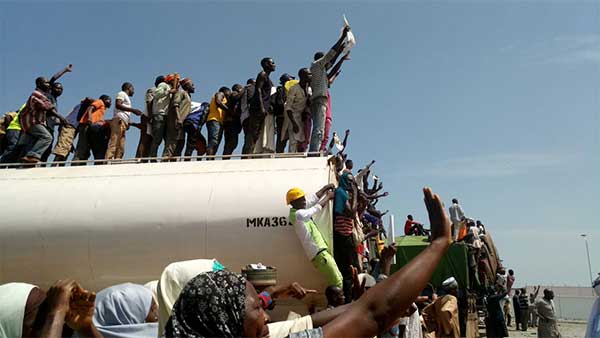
<box><xmin>19</xmin><ymin>77</ymin><xmax>68</xmax><ymax>163</ymax></box>
<box><xmin>404</xmin><ymin>214</ymin><xmax>427</xmax><ymax>236</ymax></box>
<box><xmin>73</xmin><ymin>95</ymin><xmax>112</xmax><ymax>162</ymax></box>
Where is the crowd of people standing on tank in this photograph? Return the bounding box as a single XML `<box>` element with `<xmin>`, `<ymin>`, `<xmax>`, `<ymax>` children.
<box><xmin>0</xmin><ymin>27</ymin><xmax>353</xmax><ymax>165</ymax></box>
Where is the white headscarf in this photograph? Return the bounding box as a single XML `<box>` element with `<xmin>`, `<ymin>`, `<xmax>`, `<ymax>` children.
<box><xmin>144</xmin><ymin>281</ymin><xmax>159</xmax><ymax>307</ymax></box>
<box><xmin>93</xmin><ymin>283</ymin><xmax>158</xmax><ymax>338</ymax></box>
<box><xmin>0</xmin><ymin>283</ymin><xmax>36</xmax><ymax>338</ymax></box>
<box><xmin>157</xmin><ymin>259</ymin><xmax>224</xmax><ymax>337</ymax></box>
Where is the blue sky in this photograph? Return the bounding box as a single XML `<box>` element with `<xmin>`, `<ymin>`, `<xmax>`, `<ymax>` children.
<box><xmin>1</xmin><ymin>1</ymin><xmax>598</xmax><ymax>286</ymax></box>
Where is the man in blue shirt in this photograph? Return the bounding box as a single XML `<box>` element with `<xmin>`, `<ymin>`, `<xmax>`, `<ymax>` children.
<box><xmin>183</xmin><ymin>102</ymin><xmax>209</xmax><ymax>158</ymax></box>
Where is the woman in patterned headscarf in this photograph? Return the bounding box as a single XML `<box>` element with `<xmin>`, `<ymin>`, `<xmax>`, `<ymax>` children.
<box><xmin>165</xmin><ymin>269</ymin><xmax>269</xmax><ymax>338</ymax></box>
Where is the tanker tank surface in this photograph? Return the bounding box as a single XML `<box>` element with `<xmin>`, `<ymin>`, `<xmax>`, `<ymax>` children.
<box><xmin>0</xmin><ymin>156</ymin><xmax>336</xmax><ymax>296</ymax></box>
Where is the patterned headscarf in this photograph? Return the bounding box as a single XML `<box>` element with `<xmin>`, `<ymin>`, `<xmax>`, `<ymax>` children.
<box><xmin>165</xmin><ymin>270</ymin><xmax>247</xmax><ymax>338</ymax></box>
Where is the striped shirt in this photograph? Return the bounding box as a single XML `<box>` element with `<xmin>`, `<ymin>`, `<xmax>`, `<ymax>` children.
<box><xmin>334</xmin><ymin>215</ymin><xmax>353</xmax><ymax>236</ymax></box>
<box><xmin>309</xmin><ymin>49</ymin><xmax>336</xmax><ymax>99</ymax></box>
<box><xmin>20</xmin><ymin>90</ymin><xmax>54</xmax><ymax>133</ymax></box>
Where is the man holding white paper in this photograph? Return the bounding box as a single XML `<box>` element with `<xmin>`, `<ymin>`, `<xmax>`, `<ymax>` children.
<box><xmin>308</xmin><ymin>25</ymin><xmax>351</xmax><ymax>153</ymax></box>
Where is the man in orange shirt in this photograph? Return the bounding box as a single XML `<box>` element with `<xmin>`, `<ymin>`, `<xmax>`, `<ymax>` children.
<box><xmin>73</xmin><ymin>95</ymin><xmax>111</xmax><ymax>163</ymax></box>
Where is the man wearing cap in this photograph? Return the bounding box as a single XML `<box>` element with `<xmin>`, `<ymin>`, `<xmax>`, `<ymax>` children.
<box><xmin>423</xmin><ymin>277</ymin><xmax>460</xmax><ymax>338</ymax></box>
<box><xmin>287</xmin><ymin>184</ymin><xmax>343</xmax><ymax>288</ymax></box>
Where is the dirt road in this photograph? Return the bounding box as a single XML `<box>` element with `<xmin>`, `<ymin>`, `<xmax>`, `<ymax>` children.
<box><xmin>504</xmin><ymin>321</ymin><xmax>586</xmax><ymax>338</ymax></box>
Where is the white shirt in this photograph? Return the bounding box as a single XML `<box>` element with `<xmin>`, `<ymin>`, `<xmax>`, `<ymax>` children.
<box><xmin>449</xmin><ymin>203</ymin><xmax>465</xmax><ymax>224</ymax></box>
<box><xmin>293</xmin><ymin>193</ymin><xmax>325</xmax><ymax>260</ymax></box>
<box><xmin>267</xmin><ymin>316</ymin><xmax>313</xmax><ymax>338</ymax></box>
<box><xmin>114</xmin><ymin>91</ymin><xmax>132</xmax><ymax>125</ymax></box>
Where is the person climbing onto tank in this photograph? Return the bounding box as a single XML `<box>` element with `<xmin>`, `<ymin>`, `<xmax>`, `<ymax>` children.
<box><xmin>286</xmin><ymin>184</ymin><xmax>343</xmax><ymax>289</ymax></box>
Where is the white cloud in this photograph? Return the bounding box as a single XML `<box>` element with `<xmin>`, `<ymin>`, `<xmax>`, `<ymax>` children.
<box><xmin>543</xmin><ymin>34</ymin><xmax>600</xmax><ymax>65</ymax></box>
<box><xmin>404</xmin><ymin>151</ymin><xmax>581</xmax><ymax>178</ymax></box>
<box><xmin>505</xmin><ymin>34</ymin><xmax>600</xmax><ymax>65</ymax></box>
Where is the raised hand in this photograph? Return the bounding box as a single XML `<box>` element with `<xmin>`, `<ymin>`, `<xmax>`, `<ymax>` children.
<box><xmin>381</xmin><ymin>243</ymin><xmax>397</xmax><ymax>262</ymax></box>
<box><xmin>66</xmin><ymin>284</ymin><xmax>96</xmax><ymax>332</ymax></box>
<box><xmin>423</xmin><ymin>187</ymin><xmax>451</xmax><ymax>245</ymax></box>
<box><xmin>66</xmin><ymin>64</ymin><xmax>73</xmax><ymax>72</ymax></box>
<box><xmin>351</xmin><ymin>266</ymin><xmax>366</xmax><ymax>300</ymax></box>
<box><xmin>272</xmin><ymin>282</ymin><xmax>317</xmax><ymax>300</ymax></box>
<box><xmin>45</xmin><ymin>279</ymin><xmax>77</xmax><ymax>315</ymax></box>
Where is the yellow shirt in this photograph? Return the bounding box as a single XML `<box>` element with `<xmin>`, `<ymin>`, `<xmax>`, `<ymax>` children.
<box><xmin>284</xmin><ymin>79</ymin><xmax>299</xmax><ymax>92</ymax></box>
<box><xmin>208</xmin><ymin>95</ymin><xmax>227</xmax><ymax>124</ymax></box>
<box><xmin>7</xmin><ymin>104</ymin><xmax>26</xmax><ymax>131</ymax></box>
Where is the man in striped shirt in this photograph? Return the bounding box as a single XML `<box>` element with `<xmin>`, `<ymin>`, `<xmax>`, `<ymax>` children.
<box><xmin>308</xmin><ymin>26</ymin><xmax>350</xmax><ymax>153</ymax></box>
<box><xmin>19</xmin><ymin>77</ymin><xmax>67</xmax><ymax>163</ymax></box>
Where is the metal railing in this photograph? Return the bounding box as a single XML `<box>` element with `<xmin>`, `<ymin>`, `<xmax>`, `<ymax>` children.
<box><xmin>0</xmin><ymin>152</ymin><xmax>327</xmax><ymax>169</ymax></box>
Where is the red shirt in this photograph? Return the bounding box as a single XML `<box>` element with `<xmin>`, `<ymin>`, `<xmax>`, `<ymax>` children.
<box><xmin>20</xmin><ymin>90</ymin><xmax>54</xmax><ymax>132</ymax></box>
<box><xmin>404</xmin><ymin>220</ymin><xmax>419</xmax><ymax>235</ymax></box>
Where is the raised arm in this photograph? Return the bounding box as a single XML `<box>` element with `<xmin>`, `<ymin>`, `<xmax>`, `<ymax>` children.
<box><xmin>296</xmin><ymin>192</ymin><xmax>335</xmax><ymax>220</ymax></box>
<box><xmin>311</xmin><ymin>304</ymin><xmax>350</xmax><ymax>327</ymax></box>
<box><xmin>328</xmin><ymin>52</ymin><xmax>350</xmax><ymax>86</ymax></box>
<box><xmin>366</xmin><ymin>192</ymin><xmax>389</xmax><ymax>200</ymax></box>
<box><xmin>316</xmin><ymin>184</ymin><xmax>336</xmax><ymax>198</ymax></box>
<box><xmin>322</xmin><ymin>187</ymin><xmax>452</xmax><ymax>338</ymax></box>
<box><xmin>329</xmin><ymin>27</ymin><xmax>350</xmax><ymax>62</ymax></box>
<box><xmin>49</xmin><ymin>64</ymin><xmax>72</xmax><ymax>84</ymax></box>
<box><xmin>38</xmin><ymin>280</ymin><xmax>75</xmax><ymax>338</ymax></box>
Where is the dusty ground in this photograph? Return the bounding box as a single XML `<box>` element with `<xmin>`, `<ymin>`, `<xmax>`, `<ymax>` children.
<box><xmin>500</xmin><ymin>321</ymin><xmax>587</xmax><ymax>338</ymax></box>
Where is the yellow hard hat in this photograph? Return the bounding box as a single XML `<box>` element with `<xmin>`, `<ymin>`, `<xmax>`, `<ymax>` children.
<box><xmin>286</xmin><ymin>188</ymin><xmax>305</xmax><ymax>205</ymax></box>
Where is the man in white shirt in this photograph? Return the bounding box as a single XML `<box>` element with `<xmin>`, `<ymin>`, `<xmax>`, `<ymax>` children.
<box><xmin>105</xmin><ymin>82</ymin><xmax>143</xmax><ymax>160</ymax></box>
<box><xmin>286</xmin><ymin>184</ymin><xmax>343</xmax><ymax>289</ymax></box>
<box><xmin>448</xmin><ymin>198</ymin><xmax>466</xmax><ymax>241</ymax></box>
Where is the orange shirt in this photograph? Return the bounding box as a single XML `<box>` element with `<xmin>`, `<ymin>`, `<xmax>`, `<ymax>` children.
<box><xmin>80</xmin><ymin>100</ymin><xmax>106</xmax><ymax>124</ymax></box>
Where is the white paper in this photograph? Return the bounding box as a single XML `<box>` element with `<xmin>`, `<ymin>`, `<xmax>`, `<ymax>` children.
<box><xmin>389</xmin><ymin>214</ymin><xmax>396</xmax><ymax>265</ymax></box>
<box><xmin>341</xmin><ymin>14</ymin><xmax>356</xmax><ymax>54</ymax></box>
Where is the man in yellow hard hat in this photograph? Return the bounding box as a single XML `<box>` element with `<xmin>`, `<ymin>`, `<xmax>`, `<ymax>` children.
<box><xmin>287</xmin><ymin>184</ymin><xmax>343</xmax><ymax>288</ymax></box>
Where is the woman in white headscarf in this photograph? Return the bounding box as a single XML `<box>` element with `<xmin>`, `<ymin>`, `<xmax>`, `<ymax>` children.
<box><xmin>586</xmin><ymin>274</ymin><xmax>600</xmax><ymax>338</ymax></box>
<box><xmin>0</xmin><ymin>283</ymin><xmax>38</xmax><ymax>338</ymax></box>
<box><xmin>0</xmin><ymin>280</ymin><xmax>100</xmax><ymax>338</ymax></box>
<box><xmin>93</xmin><ymin>283</ymin><xmax>159</xmax><ymax>338</ymax></box>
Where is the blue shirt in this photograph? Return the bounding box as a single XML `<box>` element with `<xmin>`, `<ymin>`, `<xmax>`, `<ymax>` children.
<box><xmin>184</xmin><ymin>102</ymin><xmax>209</xmax><ymax>130</ymax></box>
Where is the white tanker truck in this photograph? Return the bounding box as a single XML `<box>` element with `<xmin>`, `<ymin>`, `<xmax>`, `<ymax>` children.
<box><xmin>0</xmin><ymin>155</ymin><xmax>339</xmax><ymax>308</ymax></box>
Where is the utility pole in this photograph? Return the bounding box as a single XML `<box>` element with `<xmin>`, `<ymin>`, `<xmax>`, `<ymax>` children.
<box><xmin>581</xmin><ymin>234</ymin><xmax>593</xmax><ymax>285</ymax></box>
